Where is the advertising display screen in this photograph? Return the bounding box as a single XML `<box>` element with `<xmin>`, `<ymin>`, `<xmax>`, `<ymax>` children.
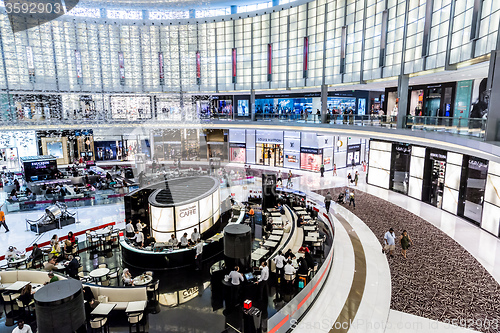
<box><xmin>230</xmin><ymin>144</ymin><xmax>245</xmax><ymax>163</ymax></box>
<box><xmin>238</xmin><ymin>100</ymin><xmax>249</xmax><ymax>116</ymax></box>
<box><xmin>46</xmin><ymin>141</ymin><xmax>64</xmax><ymax>158</ymax></box>
<box><xmin>300</xmin><ymin>148</ymin><xmax>322</xmax><ymax>171</ymax></box>
<box><xmin>23</xmin><ymin>158</ymin><xmax>58</xmax><ymax>181</ymax></box>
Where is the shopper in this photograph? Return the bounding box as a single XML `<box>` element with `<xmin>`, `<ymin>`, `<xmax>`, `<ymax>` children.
<box><xmin>277</xmin><ymin>170</ymin><xmax>282</xmax><ymax>186</ymax></box>
<box><xmin>195</xmin><ymin>239</ymin><xmax>203</xmax><ymax>270</ymax></box>
<box><xmin>354</xmin><ymin>171</ymin><xmax>359</xmax><ymax>186</ymax></box>
<box><xmin>349</xmin><ymin>191</ymin><xmax>355</xmax><ymax>208</ymax></box>
<box><xmin>333</xmin><ymin>163</ymin><xmax>337</xmax><ymax>176</ymax></box>
<box><xmin>347</xmin><ymin>172</ymin><xmax>352</xmax><ymax>184</ymax></box>
<box><xmin>324</xmin><ymin>191</ymin><xmax>332</xmax><ymax>213</ymax></box>
<box><xmin>0</xmin><ymin>204</ymin><xmax>9</xmax><ymax>232</ymax></box>
<box><xmin>383</xmin><ymin>228</ymin><xmax>396</xmax><ymax>258</ymax></box>
<box><xmin>399</xmin><ymin>230</ymin><xmax>413</xmax><ymax>259</ymax></box>
<box><xmin>286</xmin><ymin>170</ymin><xmax>293</xmax><ymax>188</ymax></box>
<box><xmin>256</xmin><ymin>261</ymin><xmax>269</xmax><ymax>300</ymax></box>
<box><xmin>12</xmin><ymin>320</ymin><xmax>32</xmax><ymax>333</ymax></box>
<box><xmin>320</xmin><ymin>164</ymin><xmax>325</xmax><ymax>177</ymax></box>
<box><xmin>273</xmin><ymin>251</ymin><xmax>286</xmax><ymax>282</ymax></box>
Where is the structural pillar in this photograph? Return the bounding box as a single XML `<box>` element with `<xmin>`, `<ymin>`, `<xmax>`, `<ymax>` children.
<box><xmin>485</xmin><ymin>50</ymin><xmax>500</xmax><ymax>141</ymax></box>
<box><xmin>321</xmin><ymin>84</ymin><xmax>328</xmax><ymax>123</ymax></box>
<box><xmin>250</xmin><ymin>89</ymin><xmax>256</xmax><ymax>121</ymax></box>
<box><xmin>396</xmin><ymin>74</ymin><xmax>409</xmax><ymax>129</ymax></box>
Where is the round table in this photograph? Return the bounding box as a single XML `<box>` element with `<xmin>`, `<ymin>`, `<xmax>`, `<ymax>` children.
<box><xmin>89</xmin><ymin>268</ymin><xmax>110</xmax><ymax>282</ymax></box>
<box><xmin>7</xmin><ymin>257</ymin><xmax>27</xmax><ymax>268</ymax></box>
<box><xmin>132</xmin><ymin>275</ymin><xmax>152</xmax><ymax>286</ymax></box>
<box><xmin>94</xmin><ymin>229</ymin><xmax>110</xmax><ymax>236</ymax></box>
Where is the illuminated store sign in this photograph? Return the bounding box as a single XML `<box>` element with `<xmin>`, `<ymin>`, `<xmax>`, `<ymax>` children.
<box><xmin>256</xmin><ymin>130</ymin><xmax>283</xmax><ymax>144</ymax></box>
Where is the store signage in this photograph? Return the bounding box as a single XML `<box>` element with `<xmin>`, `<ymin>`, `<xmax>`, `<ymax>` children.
<box><xmin>468</xmin><ymin>159</ymin><xmax>488</xmax><ymax>170</ymax></box>
<box><xmin>229</xmin><ymin>143</ymin><xmax>246</xmax><ymax>148</ymax></box>
<box><xmin>179</xmin><ymin>286</ymin><xmax>199</xmax><ymax>303</ymax></box>
<box><xmin>31</xmin><ymin>161</ymin><xmax>50</xmax><ymax>168</ymax></box>
<box><xmin>430</xmin><ymin>152</ymin><xmax>447</xmax><ymax>160</ymax></box>
<box><xmin>75</xmin><ymin>50</ymin><xmax>83</xmax><ymax>82</ymax></box>
<box><xmin>284</xmin><ymin>137</ymin><xmax>301</xmax><ymax>152</ymax></box>
<box><xmin>260</xmin><ymin>92</ymin><xmax>321</xmax><ymax>99</ymax></box>
<box><xmin>395</xmin><ymin>145</ymin><xmax>411</xmax><ymax>154</ymax></box>
<box><xmin>348</xmin><ymin>144</ymin><xmax>361</xmax><ymax>151</ymax></box>
<box><xmin>256</xmin><ymin>131</ymin><xmax>283</xmax><ymax>144</ymax></box>
<box><xmin>159</xmin><ymin>52</ymin><xmax>165</xmax><ymax>85</ymax></box>
<box><xmin>118</xmin><ymin>52</ymin><xmax>125</xmax><ymax>85</ymax></box>
<box><xmin>301</xmin><ymin>147</ymin><xmax>322</xmax><ymax>154</ymax></box>
<box><xmin>179</xmin><ymin>204</ymin><xmax>197</xmax><ymax>218</ymax></box>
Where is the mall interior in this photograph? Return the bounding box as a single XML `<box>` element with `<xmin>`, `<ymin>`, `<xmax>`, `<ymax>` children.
<box><xmin>0</xmin><ymin>0</ymin><xmax>499</xmax><ymax>332</ymax></box>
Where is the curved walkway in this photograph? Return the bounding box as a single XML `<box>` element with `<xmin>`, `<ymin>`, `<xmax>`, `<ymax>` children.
<box><xmin>315</xmin><ymin>187</ymin><xmax>500</xmax><ymax>333</ymax></box>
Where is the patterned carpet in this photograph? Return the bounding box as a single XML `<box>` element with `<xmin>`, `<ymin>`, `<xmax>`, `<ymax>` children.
<box><xmin>315</xmin><ymin>187</ymin><xmax>500</xmax><ymax>333</ymax></box>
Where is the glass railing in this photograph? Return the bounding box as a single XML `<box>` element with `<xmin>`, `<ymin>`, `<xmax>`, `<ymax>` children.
<box><xmin>404</xmin><ymin>116</ymin><xmax>486</xmax><ymax>139</ymax></box>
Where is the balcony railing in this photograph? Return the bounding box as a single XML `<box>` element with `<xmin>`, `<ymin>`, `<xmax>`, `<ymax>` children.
<box><xmin>404</xmin><ymin>116</ymin><xmax>486</xmax><ymax>139</ymax></box>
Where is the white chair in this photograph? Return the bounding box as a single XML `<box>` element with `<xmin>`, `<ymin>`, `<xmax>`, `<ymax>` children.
<box><xmin>90</xmin><ymin>317</ymin><xmax>108</xmax><ymax>333</ymax></box>
<box><xmin>127</xmin><ymin>312</ymin><xmax>144</xmax><ymax>332</ymax></box>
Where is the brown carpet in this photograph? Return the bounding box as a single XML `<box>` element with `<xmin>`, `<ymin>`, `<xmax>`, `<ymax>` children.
<box><xmin>315</xmin><ymin>187</ymin><xmax>500</xmax><ymax>333</ymax></box>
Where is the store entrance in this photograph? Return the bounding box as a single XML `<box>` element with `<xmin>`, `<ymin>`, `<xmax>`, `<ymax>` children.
<box><xmin>423</xmin><ymin>149</ymin><xmax>447</xmax><ymax>209</ymax></box>
<box><xmin>257</xmin><ymin>144</ymin><xmax>283</xmax><ymax>167</ymax></box>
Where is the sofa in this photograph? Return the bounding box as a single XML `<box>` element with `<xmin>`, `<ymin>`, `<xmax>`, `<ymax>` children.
<box><xmin>0</xmin><ymin>270</ymin><xmax>67</xmax><ymax>289</ymax></box>
<box><xmin>87</xmin><ymin>285</ymin><xmax>147</xmax><ymax>311</ymax></box>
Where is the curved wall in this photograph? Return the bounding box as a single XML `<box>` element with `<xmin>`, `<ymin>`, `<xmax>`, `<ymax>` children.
<box><xmin>0</xmin><ymin>0</ymin><xmax>497</xmax><ymax>100</ymax></box>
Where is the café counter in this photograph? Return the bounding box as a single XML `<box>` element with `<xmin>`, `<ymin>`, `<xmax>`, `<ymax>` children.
<box><xmin>120</xmin><ymin>234</ymin><xmax>224</xmax><ymax>271</ymax></box>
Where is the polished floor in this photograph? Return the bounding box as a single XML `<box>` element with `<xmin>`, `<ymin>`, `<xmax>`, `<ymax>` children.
<box><xmin>0</xmin><ymin>163</ymin><xmax>499</xmax><ymax>333</ymax></box>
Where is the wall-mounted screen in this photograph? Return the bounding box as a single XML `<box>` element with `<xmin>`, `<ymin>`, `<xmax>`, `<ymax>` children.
<box><xmin>46</xmin><ymin>141</ymin><xmax>63</xmax><ymax>159</ymax></box>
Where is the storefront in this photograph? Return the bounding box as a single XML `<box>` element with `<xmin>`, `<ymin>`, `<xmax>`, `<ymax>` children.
<box><xmin>458</xmin><ymin>156</ymin><xmax>488</xmax><ymax>225</ymax></box>
<box><xmin>152</xmin><ymin>129</ymin><xmax>182</xmax><ymax>161</ymax></box>
<box><xmin>228</xmin><ymin>129</ymin><xmax>246</xmax><ymax>164</ymax></box>
<box><xmin>255</xmin><ymin>130</ymin><xmax>284</xmax><ymax>167</ymax></box>
<box><xmin>37</xmin><ymin>129</ymin><xmax>94</xmax><ymax>165</ymax></box>
<box><xmin>385</xmin><ymin>82</ymin><xmax>456</xmax><ymax>118</ymax></box>
<box><xmin>204</xmin><ymin>129</ymin><xmax>227</xmax><ymax>161</ymax></box>
<box><xmin>300</xmin><ymin>148</ymin><xmax>323</xmax><ymax>172</ymax></box>
<box><xmin>13</xmin><ymin>94</ymin><xmax>62</xmax><ymax>121</ymax></box>
<box><xmin>95</xmin><ymin>141</ymin><xmax>119</xmax><ymax>161</ymax></box>
<box><xmin>327</xmin><ymin>90</ymin><xmax>369</xmax><ymax>115</ymax></box>
<box><xmin>254</xmin><ymin>92</ymin><xmax>321</xmax><ymax>117</ymax></box>
<box><xmin>390</xmin><ymin>143</ymin><xmax>412</xmax><ymax>195</ymax></box>
<box><xmin>111</xmin><ymin>95</ymin><xmax>152</xmax><ymax>120</ymax></box>
<box><xmin>347</xmin><ymin>144</ymin><xmax>361</xmax><ymax>166</ymax></box>
<box><xmin>422</xmin><ymin>149</ymin><xmax>447</xmax><ymax>209</ymax></box>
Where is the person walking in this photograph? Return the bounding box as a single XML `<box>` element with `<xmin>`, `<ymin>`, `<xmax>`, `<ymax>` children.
<box><xmin>277</xmin><ymin>170</ymin><xmax>282</xmax><ymax>186</ymax></box>
<box><xmin>349</xmin><ymin>191</ymin><xmax>355</xmax><ymax>208</ymax></box>
<box><xmin>347</xmin><ymin>172</ymin><xmax>352</xmax><ymax>184</ymax></box>
<box><xmin>399</xmin><ymin>230</ymin><xmax>413</xmax><ymax>259</ymax></box>
<box><xmin>383</xmin><ymin>228</ymin><xmax>396</xmax><ymax>258</ymax></box>
<box><xmin>333</xmin><ymin>163</ymin><xmax>337</xmax><ymax>176</ymax></box>
<box><xmin>286</xmin><ymin>170</ymin><xmax>293</xmax><ymax>188</ymax></box>
<box><xmin>354</xmin><ymin>171</ymin><xmax>359</xmax><ymax>186</ymax></box>
<box><xmin>0</xmin><ymin>204</ymin><xmax>9</xmax><ymax>232</ymax></box>
<box><xmin>195</xmin><ymin>239</ymin><xmax>203</xmax><ymax>270</ymax></box>
<box><xmin>320</xmin><ymin>164</ymin><xmax>325</xmax><ymax>177</ymax></box>
<box><xmin>324</xmin><ymin>191</ymin><xmax>332</xmax><ymax>213</ymax></box>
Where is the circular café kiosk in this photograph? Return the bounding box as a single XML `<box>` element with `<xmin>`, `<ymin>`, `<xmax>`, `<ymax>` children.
<box><xmin>120</xmin><ymin>176</ymin><xmax>227</xmax><ymax>270</ymax></box>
